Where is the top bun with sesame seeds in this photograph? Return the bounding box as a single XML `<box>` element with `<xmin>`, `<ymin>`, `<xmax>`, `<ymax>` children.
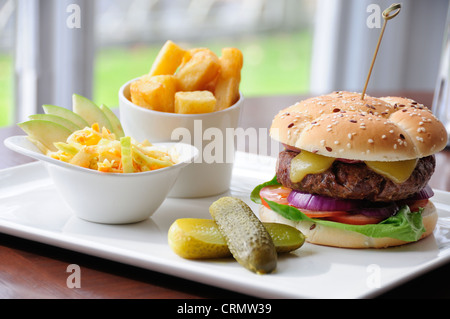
<box><xmin>254</xmin><ymin>91</ymin><xmax>447</xmax><ymax>249</ymax></box>
<box><xmin>270</xmin><ymin>91</ymin><xmax>447</xmax><ymax>161</ymax></box>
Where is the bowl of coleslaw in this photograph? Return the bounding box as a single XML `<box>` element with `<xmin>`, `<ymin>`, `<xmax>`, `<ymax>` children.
<box><xmin>4</xmin><ymin>125</ymin><xmax>198</xmax><ymax>224</ymax></box>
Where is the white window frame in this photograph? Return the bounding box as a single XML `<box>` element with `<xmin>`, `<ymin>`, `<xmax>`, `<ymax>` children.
<box><xmin>310</xmin><ymin>0</ymin><xmax>449</xmax><ymax>95</ymax></box>
<box><xmin>14</xmin><ymin>0</ymin><xmax>94</xmax><ymax>122</ymax></box>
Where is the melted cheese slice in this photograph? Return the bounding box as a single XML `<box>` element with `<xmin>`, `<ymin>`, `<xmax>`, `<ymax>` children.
<box><xmin>290</xmin><ymin>151</ymin><xmax>335</xmax><ymax>183</ymax></box>
<box><xmin>364</xmin><ymin>159</ymin><xmax>418</xmax><ymax>184</ymax></box>
<box><xmin>289</xmin><ymin>151</ymin><xmax>418</xmax><ymax>184</ymax></box>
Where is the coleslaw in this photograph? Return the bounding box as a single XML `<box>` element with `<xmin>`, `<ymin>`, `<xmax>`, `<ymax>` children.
<box><xmin>48</xmin><ymin>123</ymin><xmax>178</xmax><ymax>173</ymax></box>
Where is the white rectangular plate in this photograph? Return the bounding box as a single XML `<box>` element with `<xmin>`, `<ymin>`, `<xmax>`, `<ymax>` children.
<box><xmin>1</xmin><ymin>152</ymin><xmax>450</xmax><ymax>299</ymax></box>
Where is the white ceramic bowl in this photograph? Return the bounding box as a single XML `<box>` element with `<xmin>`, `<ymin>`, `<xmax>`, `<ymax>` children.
<box><xmin>119</xmin><ymin>78</ymin><xmax>243</xmax><ymax>198</ymax></box>
<box><xmin>4</xmin><ymin>136</ymin><xmax>198</xmax><ymax>224</ymax></box>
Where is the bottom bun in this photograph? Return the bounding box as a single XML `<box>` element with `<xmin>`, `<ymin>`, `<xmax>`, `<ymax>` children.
<box><xmin>259</xmin><ymin>201</ymin><xmax>438</xmax><ymax>249</ymax></box>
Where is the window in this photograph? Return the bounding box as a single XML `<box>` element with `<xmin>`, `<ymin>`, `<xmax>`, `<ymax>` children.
<box><xmin>92</xmin><ymin>0</ymin><xmax>317</xmax><ymax>108</ymax></box>
<box><xmin>0</xmin><ymin>0</ymin><xmax>15</xmax><ymax>127</ymax></box>
<box><xmin>310</xmin><ymin>0</ymin><xmax>449</xmax><ymax>95</ymax></box>
<box><xmin>3</xmin><ymin>0</ymin><xmax>316</xmax><ymax>128</ymax></box>
<box><xmin>4</xmin><ymin>0</ymin><xmax>447</xmax><ymax>128</ymax></box>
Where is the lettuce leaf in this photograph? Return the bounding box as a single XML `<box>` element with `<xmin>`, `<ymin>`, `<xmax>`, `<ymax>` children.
<box><xmin>250</xmin><ymin>175</ymin><xmax>280</xmax><ymax>204</ymax></box>
<box><xmin>251</xmin><ymin>177</ymin><xmax>426</xmax><ymax>242</ymax></box>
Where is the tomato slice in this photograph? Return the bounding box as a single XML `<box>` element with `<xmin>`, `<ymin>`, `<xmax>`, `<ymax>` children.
<box><xmin>325</xmin><ymin>213</ymin><xmax>385</xmax><ymax>225</ymax></box>
<box><xmin>406</xmin><ymin>199</ymin><xmax>429</xmax><ymax>213</ymax></box>
<box><xmin>325</xmin><ymin>199</ymin><xmax>430</xmax><ymax>225</ymax></box>
<box><xmin>294</xmin><ymin>208</ymin><xmax>348</xmax><ymax>218</ymax></box>
<box><xmin>260</xmin><ymin>186</ymin><xmax>291</xmax><ymax>208</ymax></box>
<box><xmin>260</xmin><ymin>186</ymin><xmax>348</xmax><ymax>218</ymax></box>
<box><xmin>258</xmin><ymin>186</ymin><xmax>420</xmax><ymax>225</ymax></box>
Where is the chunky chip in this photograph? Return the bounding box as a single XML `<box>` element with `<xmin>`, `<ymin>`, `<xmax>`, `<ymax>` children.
<box><xmin>175</xmin><ymin>48</ymin><xmax>220</xmax><ymax>92</ymax></box>
<box><xmin>130</xmin><ymin>75</ymin><xmax>178</xmax><ymax>112</ymax></box>
<box><xmin>175</xmin><ymin>91</ymin><xmax>217</xmax><ymax>114</ymax></box>
<box><xmin>214</xmin><ymin>48</ymin><xmax>243</xmax><ymax>111</ymax></box>
<box><xmin>149</xmin><ymin>40</ymin><xmax>186</xmax><ymax>76</ymax></box>
<box><xmin>130</xmin><ymin>41</ymin><xmax>243</xmax><ymax>114</ymax></box>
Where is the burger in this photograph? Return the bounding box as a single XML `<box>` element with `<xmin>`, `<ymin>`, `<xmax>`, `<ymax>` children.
<box><xmin>251</xmin><ymin>91</ymin><xmax>448</xmax><ymax>248</ymax></box>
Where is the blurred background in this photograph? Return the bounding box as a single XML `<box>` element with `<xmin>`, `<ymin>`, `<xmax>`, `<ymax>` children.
<box><xmin>0</xmin><ymin>0</ymin><xmax>449</xmax><ymax>127</ymax></box>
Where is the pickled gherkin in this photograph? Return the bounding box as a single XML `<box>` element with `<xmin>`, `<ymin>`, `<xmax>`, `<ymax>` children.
<box><xmin>168</xmin><ymin>218</ymin><xmax>231</xmax><ymax>259</ymax></box>
<box><xmin>209</xmin><ymin>197</ymin><xmax>277</xmax><ymax>274</ymax></box>
<box><xmin>168</xmin><ymin>218</ymin><xmax>305</xmax><ymax>260</ymax></box>
<box><xmin>264</xmin><ymin>222</ymin><xmax>305</xmax><ymax>253</ymax></box>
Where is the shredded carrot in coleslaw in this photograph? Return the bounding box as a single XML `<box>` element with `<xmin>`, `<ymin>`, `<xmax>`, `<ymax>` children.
<box><xmin>48</xmin><ymin>124</ymin><xmax>178</xmax><ymax>173</ymax></box>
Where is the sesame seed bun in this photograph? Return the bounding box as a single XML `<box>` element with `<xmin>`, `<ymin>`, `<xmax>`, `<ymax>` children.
<box><xmin>270</xmin><ymin>91</ymin><xmax>448</xmax><ymax>161</ymax></box>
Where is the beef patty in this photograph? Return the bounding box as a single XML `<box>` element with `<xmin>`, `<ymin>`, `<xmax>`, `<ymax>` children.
<box><xmin>276</xmin><ymin>150</ymin><xmax>435</xmax><ymax>202</ymax></box>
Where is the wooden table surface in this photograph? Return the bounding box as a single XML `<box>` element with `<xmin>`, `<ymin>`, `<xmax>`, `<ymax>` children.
<box><xmin>1</xmin><ymin>92</ymin><xmax>450</xmax><ymax>299</ymax></box>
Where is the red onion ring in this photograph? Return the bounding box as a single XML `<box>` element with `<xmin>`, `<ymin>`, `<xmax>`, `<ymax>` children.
<box><xmin>408</xmin><ymin>185</ymin><xmax>434</xmax><ymax>200</ymax></box>
<box><xmin>287</xmin><ymin>190</ymin><xmax>360</xmax><ymax>211</ymax></box>
<box><xmin>288</xmin><ymin>190</ymin><xmax>399</xmax><ymax>219</ymax></box>
<box><xmin>287</xmin><ymin>185</ymin><xmax>432</xmax><ymax>221</ymax></box>
<box><xmin>354</xmin><ymin>202</ymin><xmax>399</xmax><ymax>218</ymax></box>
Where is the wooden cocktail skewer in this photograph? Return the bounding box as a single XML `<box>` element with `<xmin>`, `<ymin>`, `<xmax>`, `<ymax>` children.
<box><xmin>361</xmin><ymin>3</ymin><xmax>402</xmax><ymax>100</ymax></box>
